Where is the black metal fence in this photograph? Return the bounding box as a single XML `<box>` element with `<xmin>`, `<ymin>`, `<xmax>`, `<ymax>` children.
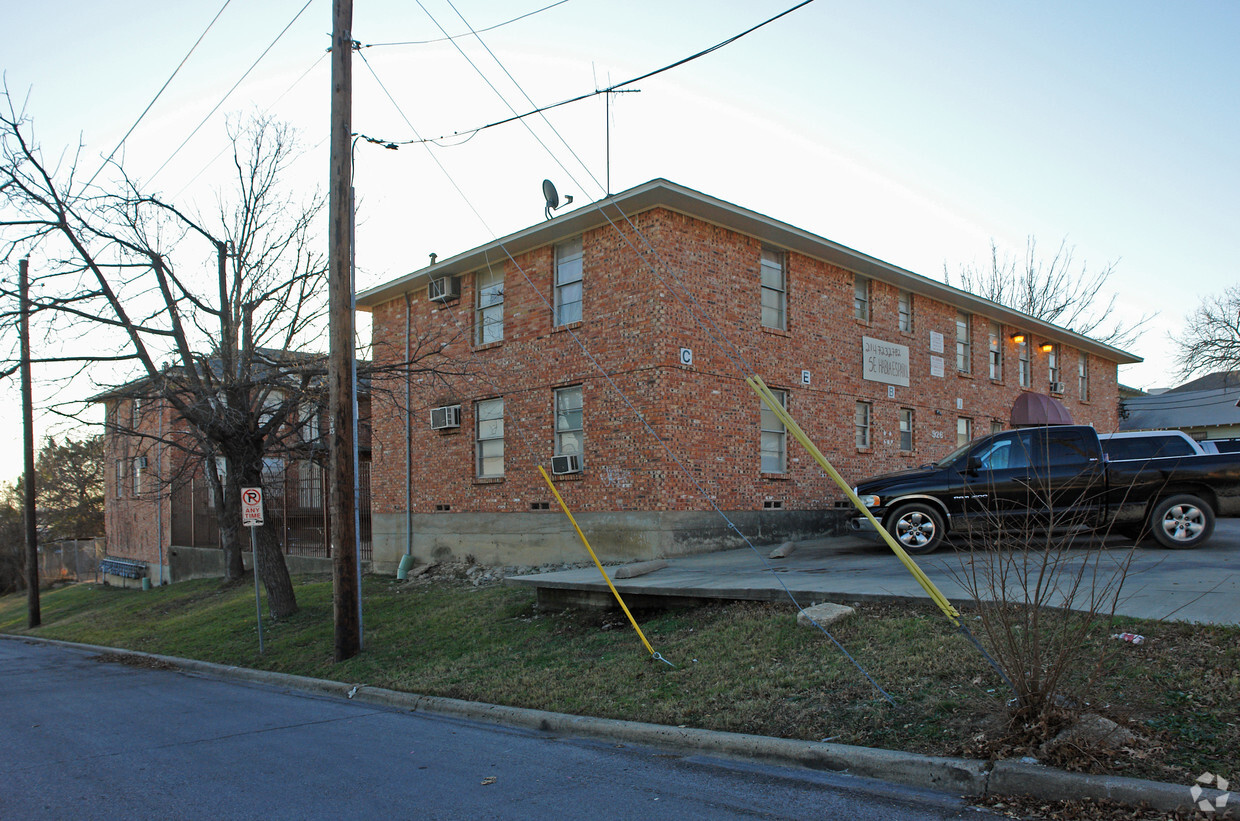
<box><xmin>170</xmin><ymin>460</ymin><xmax>371</xmax><ymax>560</ymax></box>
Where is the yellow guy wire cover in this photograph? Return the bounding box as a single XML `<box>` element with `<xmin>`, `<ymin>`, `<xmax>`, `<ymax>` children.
<box><xmin>537</xmin><ymin>465</ymin><xmax>656</xmax><ymax>656</ymax></box>
<box><xmin>746</xmin><ymin>376</ymin><xmax>962</xmax><ymax>627</ymax></box>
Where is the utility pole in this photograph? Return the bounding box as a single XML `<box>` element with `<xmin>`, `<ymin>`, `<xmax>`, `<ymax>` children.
<box><xmin>328</xmin><ymin>0</ymin><xmax>360</xmax><ymax>661</ymax></box>
<box><xmin>19</xmin><ymin>257</ymin><xmax>40</xmax><ymax>628</ymax></box>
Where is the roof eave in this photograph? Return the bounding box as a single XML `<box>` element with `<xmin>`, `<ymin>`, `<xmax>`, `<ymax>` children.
<box><xmin>357</xmin><ymin>178</ymin><xmax>1142</xmax><ymax>366</ymax></box>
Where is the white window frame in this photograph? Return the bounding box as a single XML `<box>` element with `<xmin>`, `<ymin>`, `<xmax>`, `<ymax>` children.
<box><xmin>115</xmin><ymin>459</ymin><xmax>125</xmax><ymax>496</ymax></box>
<box><xmin>1018</xmin><ymin>334</ymin><xmax>1031</xmax><ymax>388</ymax></box>
<box><xmin>554</xmin><ymin>386</ymin><xmax>583</xmax><ymax>458</ymax></box>
<box><xmin>476</xmin><ymin>398</ymin><xmax>505</xmax><ymax>478</ymax></box>
<box><xmin>1048</xmin><ymin>344</ymin><xmax>1061</xmax><ymax>387</ymax></box>
<box><xmin>898</xmin><ymin>290</ymin><xmax>914</xmax><ymax>332</ymax></box>
<box><xmin>855</xmin><ymin>401</ymin><xmax>872</xmax><ymax>449</ymax></box>
<box><xmin>759</xmin><ymin>248</ymin><xmax>786</xmax><ymax>330</ymax></box>
<box><xmin>554</xmin><ymin>238</ymin><xmax>583</xmax><ymax>327</ymax></box>
<box><xmin>299</xmin><ymin>403</ymin><xmax>320</xmax><ymax>443</ymax></box>
<box><xmin>956</xmin><ymin>311</ymin><xmax>972</xmax><ymax>374</ymax></box>
<box><xmin>957</xmin><ymin>417</ymin><xmax>973</xmax><ymax>448</ymax></box>
<box><xmin>759</xmin><ymin>389</ymin><xmax>788</xmax><ymax>473</ymax></box>
<box><xmin>899</xmin><ymin>408</ymin><xmax>913</xmax><ymax>451</ymax></box>
<box><xmin>1078</xmin><ymin>354</ymin><xmax>1089</xmax><ymax>401</ymax></box>
<box><xmin>988</xmin><ymin>321</ymin><xmax>1002</xmax><ymax>381</ymax></box>
<box><xmin>475</xmin><ymin>267</ymin><xmax>504</xmax><ymax>344</ymax></box>
<box><xmin>853</xmin><ymin>275</ymin><xmax>870</xmax><ymax>322</ymax></box>
<box><xmin>132</xmin><ymin>456</ymin><xmax>144</xmax><ymax>496</ymax></box>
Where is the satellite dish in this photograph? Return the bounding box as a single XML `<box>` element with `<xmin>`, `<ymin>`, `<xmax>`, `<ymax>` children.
<box><xmin>542</xmin><ymin>179</ymin><xmax>573</xmax><ymax>220</ymax></box>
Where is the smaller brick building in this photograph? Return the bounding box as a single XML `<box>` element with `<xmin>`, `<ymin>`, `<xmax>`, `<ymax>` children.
<box><xmin>358</xmin><ymin>179</ymin><xmax>1140</xmax><ymax>570</ymax></box>
<box><xmin>96</xmin><ymin>366</ymin><xmax>372</xmax><ymax>586</ymax></box>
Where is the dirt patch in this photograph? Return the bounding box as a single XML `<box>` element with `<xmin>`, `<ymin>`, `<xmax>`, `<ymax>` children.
<box><xmin>93</xmin><ymin>652</ymin><xmax>178</xmax><ymax>671</ymax></box>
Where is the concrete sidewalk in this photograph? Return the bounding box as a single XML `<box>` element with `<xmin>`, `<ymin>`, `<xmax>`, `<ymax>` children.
<box><xmin>506</xmin><ymin>519</ymin><xmax>1240</xmax><ymax>626</ymax></box>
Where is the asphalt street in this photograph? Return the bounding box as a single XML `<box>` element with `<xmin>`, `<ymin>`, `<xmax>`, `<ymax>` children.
<box><xmin>0</xmin><ymin>639</ymin><xmax>999</xmax><ymax>821</ymax></box>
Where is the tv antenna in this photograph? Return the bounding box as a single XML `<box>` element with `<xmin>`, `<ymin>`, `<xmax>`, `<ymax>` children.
<box><xmin>542</xmin><ymin>179</ymin><xmax>573</xmax><ymax>221</ymax></box>
<box><xmin>603</xmin><ymin>87</ymin><xmax>640</xmax><ymax>196</ymax></box>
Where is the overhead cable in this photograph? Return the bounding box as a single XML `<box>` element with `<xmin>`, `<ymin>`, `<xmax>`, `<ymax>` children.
<box><xmin>359</xmin><ymin>0</ymin><xmax>818</xmax><ymax>148</ymax></box>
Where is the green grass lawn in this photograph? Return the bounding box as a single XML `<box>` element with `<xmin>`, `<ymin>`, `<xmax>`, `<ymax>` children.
<box><xmin>2</xmin><ymin>574</ymin><xmax>1236</xmax><ymax>785</ymax></box>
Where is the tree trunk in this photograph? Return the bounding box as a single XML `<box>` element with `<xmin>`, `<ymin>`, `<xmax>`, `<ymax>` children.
<box><xmin>254</xmin><ymin>523</ymin><xmax>296</xmax><ymax>619</ymax></box>
<box><xmin>217</xmin><ymin>481</ymin><xmax>246</xmax><ymax>581</ymax></box>
<box><xmin>230</xmin><ymin>460</ymin><xmax>298</xmax><ymax>618</ymax></box>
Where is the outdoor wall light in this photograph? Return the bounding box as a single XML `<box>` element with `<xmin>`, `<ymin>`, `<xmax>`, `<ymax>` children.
<box><xmin>1040</xmin><ymin>342</ymin><xmax>1055</xmax><ymax>353</ymax></box>
<box><xmin>1010</xmin><ymin>333</ymin><xmax>1026</xmax><ymax>344</ymax></box>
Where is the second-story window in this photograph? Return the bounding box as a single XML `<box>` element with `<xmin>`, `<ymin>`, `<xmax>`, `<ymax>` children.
<box><xmin>1079</xmin><ymin>354</ymin><xmax>1090</xmax><ymax>401</ymax></box>
<box><xmin>956</xmin><ymin>311</ymin><xmax>972</xmax><ymax>374</ymax></box>
<box><xmin>132</xmin><ymin>456</ymin><xmax>144</xmax><ymax>495</ymax></box>
<box><xmin>475</xmin><ymin>268</ymin><xmax>504</xmax><ymax>344</ymax></box>
<box><xmin>476</xmin><ymin>398</ymin><xmax>504</xmax><ymax>478</ymax></box>
<box><xmin>853</xmin><ymin>275</ymin><xmax>870</xmax><ymax>322</ymax></box>
<box><xmin>759</xmin><ymin>389</ymin><xmax>787</xmax><ymax>473</ymax></box>
<box><xmin>988</xmin><ymin>321</ymin><xmax>1002</xmax><ymax>380</ymax></box>
<box><xmin>554</xmin><ymin>238</ymin><xmax>583</xmax><ymax>326</ymax></box>
<box><xmin>759</xmin><ymin>248</ymin><xmax>786</xmax><ymax>330</ymax></box>
<box><xmin>898</xmin><ymin>290</ymin><xmax>914</xmax><ymax>332</ymax></box>
<box><xmin>1048</xmin><ymin>344</ymin><xmax>1062</xmax><ymax>391</ymax></box>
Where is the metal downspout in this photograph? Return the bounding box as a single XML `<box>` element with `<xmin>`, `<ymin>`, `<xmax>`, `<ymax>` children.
<box><xmin>405</xmin><ymin>291</ymin><xmax>413</xmax><ymax>559</ymax></box>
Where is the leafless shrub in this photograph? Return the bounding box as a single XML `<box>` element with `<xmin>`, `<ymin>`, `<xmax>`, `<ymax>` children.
<box><xmin>945</xmin><ymin>434</ymin><xmax>1139</xmax><ymax>740</ymax></box>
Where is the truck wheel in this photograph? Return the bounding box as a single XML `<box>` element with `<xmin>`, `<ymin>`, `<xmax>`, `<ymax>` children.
<box><xmin>1149</xmin><ymin>494</ymin><xmax>1215</xmax><ymax>549</ymax></box>
<box><xmin>886</xmin><ymin>503</ymin><xmax>945</xmax><ymax>555</ymax></box>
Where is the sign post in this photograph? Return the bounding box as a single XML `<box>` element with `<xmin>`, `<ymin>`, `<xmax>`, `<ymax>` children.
<box><xmin>242</xmin><ymin>487</ymin><xmax>265</xmax><ymax>654</ymax></box>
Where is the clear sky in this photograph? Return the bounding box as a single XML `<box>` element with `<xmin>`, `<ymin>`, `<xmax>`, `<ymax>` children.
<box><xmin>2</xmin><ymin>0</ymin><xmax>1237</xmax><ymax>481</ymax></box>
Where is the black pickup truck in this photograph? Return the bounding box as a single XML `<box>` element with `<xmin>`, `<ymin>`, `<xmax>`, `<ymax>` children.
<box><xmin>846</xmin><ymin>425</ymin><xmax>1240</xmax><ymax>554</ymax></box>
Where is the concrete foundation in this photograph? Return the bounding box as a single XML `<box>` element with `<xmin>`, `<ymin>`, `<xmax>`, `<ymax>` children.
<box><xmin>370</xmin><ymin>508</ymin><xmax>850</xmax><ymax>574</ymax></box>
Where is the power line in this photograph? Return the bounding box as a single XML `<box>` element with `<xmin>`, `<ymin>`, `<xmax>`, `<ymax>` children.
<box><xmin>148</xmin><ymin>0</ymin><xmax>316</xmax><ymax>185</ymax></box>
<box><xmin>358</xmin><ymin>0</ymin><xmax>818</xmax><ymax>149</ymax></box>
<box><xmin>86</xmin><ymin>0</ymin><xmax>235</xmax><ymax>190</ymax></box>
<box><xmin>170</xmin><ymin>50</ymin><xmax>330</xmax><ymax>201</ymax></box>
<box><xmin>359</xmin><ymin>0</ymin><xmax>573</xmax><ymax>48</ymax></box>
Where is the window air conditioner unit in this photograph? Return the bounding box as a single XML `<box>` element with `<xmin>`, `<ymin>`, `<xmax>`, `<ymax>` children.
<box><xmin>551</xmin><ymin>454</ymin><xmax>583</xmax><ymax>475</ymax></box>
<box><xmin>1049</xmin><ymin>381</ymin><xmax>1065</xmax><ymax>394</ymax></box>
<box><xmin>428</xmin><ymin>275</ymin><xmax>460</xmax><ymax>303</ymax></box>
<box><xmin>429</xmin><ymin>405</ymin><xmax>461</xmax><ymax>430</ymax></box>
<box><xmin>136</xmin><ymin>456</ymin><xmax>148</xmax><ymax>469</ymax></box>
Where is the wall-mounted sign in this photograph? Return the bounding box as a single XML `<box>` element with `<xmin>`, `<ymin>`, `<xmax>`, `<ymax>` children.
<box><xmin>929</xmin><ymin>331</ymin><xmax>944</xmax><ymax>353</ymax></box>
<box><xmin>862</xmin><ymin>337</ymin><xmax>910</xmax><ymax>387</ymax></box>
<box><xmin>679</xmin><ymin>347</ymin><xmax>693</xmax><ymax>366</ymax></box>
<box><xmin>930</xmin><ymin>355</ymin><xmax>945</xmax><ymax>378</ymax></box>
<box><xmin>888</xmin><ymin>385</ymin><xmax>896</xmax><ymax>399</ymax></box>
<box><xmin>801</xmin><ymin>369</ymin><xmax>811</xmax><ymax>385</ymax></box>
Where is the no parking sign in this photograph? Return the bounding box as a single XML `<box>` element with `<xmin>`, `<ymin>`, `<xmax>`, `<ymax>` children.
<box><xmin>242</xmin><ymin>487</ymin><xmax>264</xmax><ymax>527</ymax></box>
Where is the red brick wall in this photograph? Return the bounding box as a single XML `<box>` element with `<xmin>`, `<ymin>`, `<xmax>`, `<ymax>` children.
<box><xmin>103</xmin><ymin>397</ymin><xmax>176</xmax><ymax>567</ymax></box>
<box><xmin>366</xmin><ymin>207</ymin><xmax>1122</xmax><ymax>520</ymax></box>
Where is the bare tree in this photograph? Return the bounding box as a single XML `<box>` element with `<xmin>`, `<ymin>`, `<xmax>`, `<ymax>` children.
<box><xmin>945</xmin><ymin>237</ymin><xmax>1152</xmax><ymax>350</ymax></box>
<box><xmin>2</xmin><ymin>91</ymin><xmax>468</xmax><ymax>619</ymax></box>
<box><xmin>1172</xmin><ymin>284</ymin><xmax>1240</xmax><ymax>381</ymax></box>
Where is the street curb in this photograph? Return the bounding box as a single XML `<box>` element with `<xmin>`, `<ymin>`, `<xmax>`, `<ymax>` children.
<box><xmin>5</xmin><ymin>633</ymin><xmax>1231</xmax><ymax>816</ymax></box>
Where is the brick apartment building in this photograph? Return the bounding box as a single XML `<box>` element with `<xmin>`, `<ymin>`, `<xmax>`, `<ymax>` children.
<box><xmin>357</xmin><ymin>179</ymin><xmax>1140</xmax><ymax>571</ymax></box>
<box><xmin>97</xmin><ymin>366</ymin><xmax>372</xmax><ymax>586</ymax></box>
